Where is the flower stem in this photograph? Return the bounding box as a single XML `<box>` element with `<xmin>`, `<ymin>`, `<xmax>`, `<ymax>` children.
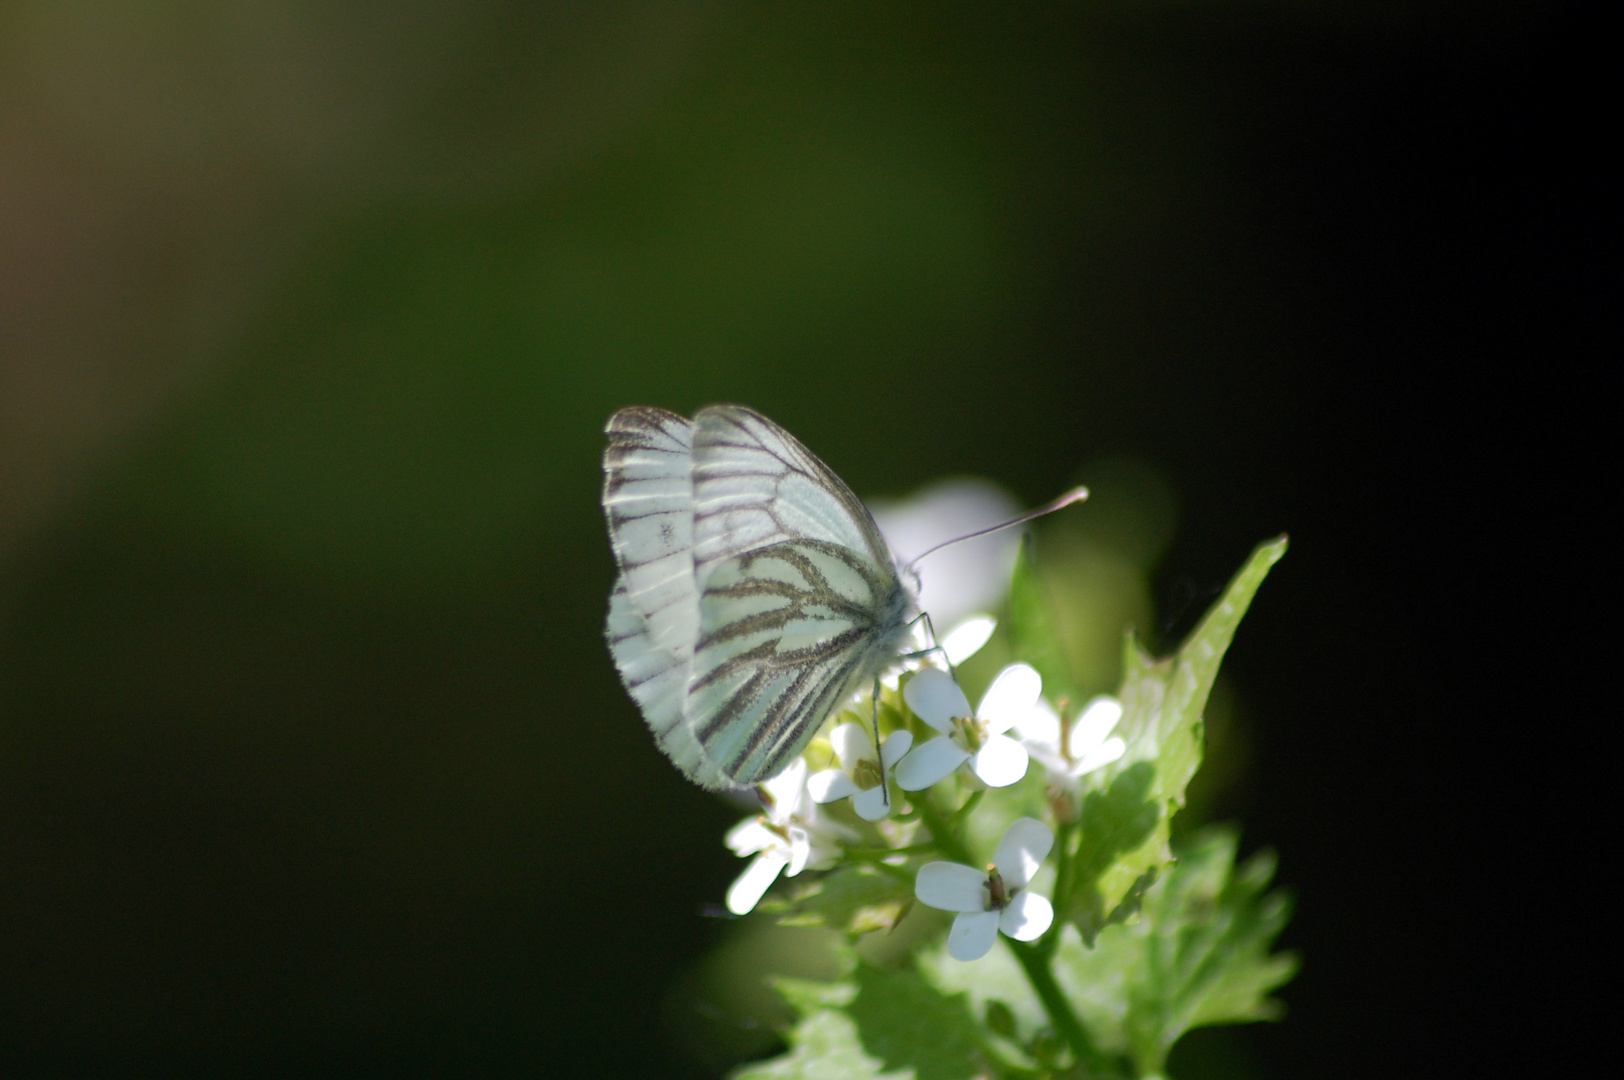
<box><xmin>1007</xmin><ymin>939</ymin><xmax>1109</xmax><ymax>1072</ymax></box>
<box><xmin>1039</xmin><ymin>820</ymin><xmax>1078</xmax><ymax>960</ymax></box>
<box><xmin>945</xmin><ymin>789</ymin><xmax>984</xmax><ymax>826</ymax></box>
<box><xmin>916</xmin><ymin>794</ymin><xmax>1109</xmax><ymax>1071</ymax></box>
<box><xmin>845</xmin><ymin>843</ymin><xmax>939</xmax><ymax>860</ymax></box>
<box><xmin>915</xmin><ymin>795</ymin><xmax>973</xmax><ymax>865</ymax></box>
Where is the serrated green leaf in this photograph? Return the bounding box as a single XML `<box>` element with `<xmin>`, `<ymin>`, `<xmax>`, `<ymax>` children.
<box><xmin>730</xmin><ymin>1007</ymin><xmax>912</xmax><ymax>1080</ymax></box>
<box><xmin>1161</xmin><ymin>840</ymin><xmax>1297</xmax><ymax>1035</ymax></box>
<box><xmin>1066</xmin><ymin>537</ymin><xmax>1287</xmax><ymax>941</ymax></box>
<box><xmin>1054</xmin><ymin>826</ymin><xmax>1298</xmax><ymax>1076</ymax></box>
<box><xmin>848</xmin><ymin>963</ymin><xmax>985</xmax><ymax>1080</ymax></box>
<box><xmin>740</xmin><ymin>961</ymin><xmax>989</xmax><ymax>1080</ymax></box>
<box><xmin>772</xmin><ymin>865</ymin><xmax>915</xmax><ymax>933</ymax></box>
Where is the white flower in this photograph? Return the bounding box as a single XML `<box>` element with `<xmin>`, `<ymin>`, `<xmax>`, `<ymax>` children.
<box><xmin>807</xmin><ymin>723</ymin><xmax>914</xmax><ymax>821</ymax></box>
<box><xmin>938</xmin><ymin>614</ymin><xmax>997</xmax><ymax>667</ymax></box>
<box><xmin>894</xmin><ymin>664</ymin><xmax>1041</xmax><ymax>790</ymax></box>
<box><xmin>724</xmin><ymin>759</ymin><xmax>854</xmax><ymax>915</ymax></box>
<box><xmin>915</xmin><ymin>816</ymin><xmax>1056</xmax><ymax>961</ymax></box>
<box><xmin>1017</xmin><ymin>695</ymin><xmax>1127</xmax><ymax>786</ymax></box>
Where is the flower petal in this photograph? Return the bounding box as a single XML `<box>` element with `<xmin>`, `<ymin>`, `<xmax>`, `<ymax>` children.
<box><xmin>895</xmin><ymin>735</ymin><xmax>970</xmax><ymax>791</ymax></box>
<box><xmin>993</xmin><ymin>816</ymin><xmax>1054</xmax><ymax>889</ymax></box>
<box><xmin>947</xmin><ymin>910</ymin><xmax>1001</xmax><ymax>961</ymax></box>
<box><xmin>724</xmin><ymin>818</ymin><xmax>779</xmax><ymax>857</ymax></box>
<box><xmin>829</xmin><ymin>722</ymin><xmax>872</xmax><ymax>769</ymax></box>
<box><xmin>1074</xmin><ymin>735</ymin><xmax>1126</xmax><ymax>777</ymax></box>
<box><xmin>903</xmin><ymin>668</ymin><xmax>971</xmax><ymax>731</ymax></box>
<box><xmin>941</xmin><ymin>615</ymin><xmax>996</xmax><ymax>665</ymax></box>
<box><xmin>1028</xmin><ymin>746</ymin><xmax>1073</xmax><ymax>781</ymax></box>
<box><xmin>879</xmin><ymin>728</ymin><xmax>914</xmax><ymax>765</ymax></box>
<box><xmin>760</xmin><ymin>758</ymin><xmax>809</xmax><ymax>824</ymax></box>
<box><xmin>915</xmin><ymin>861</ymin><xmax>989</xmax><ymax>912</ymax></box>
<box><xmin>785</xmin><ymin>826</ymin><xmax>812</xmax><ymax>876</ymax></box>
<box><xmin>977</xmin><ymin>663</ymin><xmax>1042</xmax><ymax>734</ymax></box>
<box><xmin>1068</xmin><ymin>696</ymin><xmax>1124</xmax><ymax>757</ymax></box>
<box><xmin>852</xmin><ymin>784</ymin><xmax>891</xmax><ymax>821</ymax></box>
<box><xmin>807</xmin><ymin>768</ymin><xmax>860</xmax><ymax>804</ymax></box>
<box><xmin>1014</xmin><ymin>698</ymin><xmax>1060</xmax><ymax>749</ymax></box>
<box><xmin>969</xmin><ymin>735</ymin><xmax>1029</xmax><ymax>788</ymax></box>
<box><xmin>726</xmin><ymin>851</ymin><xmax>789</xmax><ymax>915</ymax></box>
<box><xmin>999</xmin><ymin>891</ymin><xmax>1053</xmax><ymax>942</ymax></box>
<box><xmin>803</xmin><ymin>814</ymin><xmax>851</xmax><ymax>870</ymax></box>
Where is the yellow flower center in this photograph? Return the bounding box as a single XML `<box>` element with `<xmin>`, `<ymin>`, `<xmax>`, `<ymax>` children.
<box><xmin>852</xmin><ymin>757</ymin><xmax>883</xmax><ymax>790</ymax></box>
<box><xmin>952</xmin><ymin>714</ymin><xmax>987</xmax><ymax>753</ymax></box>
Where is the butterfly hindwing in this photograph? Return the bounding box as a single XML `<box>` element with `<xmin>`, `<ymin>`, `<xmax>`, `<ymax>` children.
<box><xmin>602</xmin><ymin>408</ymin><xmax>728</xmax><ymax>788</ymax></box>
<box><xmin>606</xmin><ymin>582</ymin><xmax>717</xmax><ymax>784</ymax></box>
<box><xmin>602</xmin><ymin>407</ymin><xmax>701</xmax><ymax>654</ymax></box>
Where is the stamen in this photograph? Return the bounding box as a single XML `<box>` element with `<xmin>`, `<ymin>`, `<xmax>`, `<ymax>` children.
<box><xmin>953</xmin><ymin>715</ymin><xmax>986</xmax><ymax>752</ymax></box>
<box><xmin>853</xmin><ymin>758</ymin><xmax>883</xmax><ymax>790</ymax></box>
<box><xmin>986</xmin><ymin>868</ymin><xmax>1010</xmax><ymax>910</ymax></box>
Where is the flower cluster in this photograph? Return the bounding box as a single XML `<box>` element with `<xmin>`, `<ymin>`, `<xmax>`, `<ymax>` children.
<box><xmin>720</xmin><ymin>616</ymin><xmax>1127</xmax><ymax>955</ymax></box>
<box><xmin>724</xmin><ymin>758</ymin><xmax>853</xmax><ymax>915</ymax></box>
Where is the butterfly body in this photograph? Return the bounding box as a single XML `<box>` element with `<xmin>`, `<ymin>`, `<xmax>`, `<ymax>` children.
<box><xmin>603</xmin><ymin>405</ymin><xmax>915</xmax><ymax>790</ymax></box>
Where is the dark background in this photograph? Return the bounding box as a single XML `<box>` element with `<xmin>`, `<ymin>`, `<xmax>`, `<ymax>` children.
<box><xmin>0</xmin><ymin>2</ymin><xmax>1605</xmax><ymax>1076</ymax></box>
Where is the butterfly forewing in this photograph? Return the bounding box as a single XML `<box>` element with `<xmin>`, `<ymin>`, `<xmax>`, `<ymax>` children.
<box><xmin>690</xmin><ymin>407</ymin><xmax>894</xmax><ymax>588</ymax></box>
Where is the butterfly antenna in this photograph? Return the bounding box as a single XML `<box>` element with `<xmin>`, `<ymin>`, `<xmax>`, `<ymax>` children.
<box><xmin>904</xmin><ymin>486</ymin><xmax>1089</xmax><ymax>574</ymax></box>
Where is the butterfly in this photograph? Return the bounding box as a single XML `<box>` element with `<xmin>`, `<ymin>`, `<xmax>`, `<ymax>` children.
<box><xmin>601</xmin><ymin>405</ymin><xmax>916</xmax><ymax>791</ymax></box>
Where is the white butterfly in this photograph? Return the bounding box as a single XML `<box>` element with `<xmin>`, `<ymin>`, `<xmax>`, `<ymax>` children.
<box><xmin>602</xmin><ymin>405</ymin><xmax>916</xmax><ymax>791</ymax></box>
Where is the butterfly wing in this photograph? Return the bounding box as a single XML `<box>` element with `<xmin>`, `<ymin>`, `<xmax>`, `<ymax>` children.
<box><xmin>601</xmin><ymin>407</ymin><xmax>728</xmax><ymax>787</ymax></box>
<box><xmin>685</xmin><ymin>406</ymin><xmax>914</xmax><ymax>785</ymax></box>
<box><xmin>688</xmin><ymin>539</ymin><xmax>912</xmax><ymax>784</ymax></box>
<box><xmin>690</xmin><ymin>405</ymin><xmax>895</xmax><ymax>581</ymax></box>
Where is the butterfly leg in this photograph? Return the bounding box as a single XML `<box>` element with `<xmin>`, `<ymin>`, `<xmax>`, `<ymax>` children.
<box><xmin>897</xmin><ymin>611</ymin><xmax>956</xmax><ymax>678</ymax></box>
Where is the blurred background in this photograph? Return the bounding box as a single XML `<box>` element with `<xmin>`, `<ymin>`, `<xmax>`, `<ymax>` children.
<box><xmin>0</xmin><ymin>2</ymin><xmax>1604</xmax><ymax>1076</ymax></box>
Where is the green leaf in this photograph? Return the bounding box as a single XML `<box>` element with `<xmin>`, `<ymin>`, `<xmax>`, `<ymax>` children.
<box><xmin>1054</xmin><ymin>826</ymin><xmax>1298</xmax><ymax>1076</ymax></box>
<box><xmin>1065</xmin><ymin>536</ymin><xmax>1287</xmax><ymax>942</ymax></box>
<box><xmin>770</xmin><ymin>865</ymin><xmax>915</xmax><ymax>933</ymax></box>
<box><xmin>918</xmin><ymin>937</ymin><xmax>1050</xmax><ymax>1062</ymax></box>
<box><xmin>773</xmin><ymin>975</ymin><xmax>857</xmax><ymax>1016</ymax></box>
<box><xmin>730</xmin><ymin>1007</ymin><xmax>911</xmax><ymax>1080</ymax></box>
<box><xmin>1066</xmin><ymin>764</ymin><xmax>1164</xmax><ymax>944</ymax></box>
<box><xmin>847</xmin><ymin>963</ymin><xmax>986</xmax><ymax>1080</ymax></box>
<box><xmin>1005</xmin><ymin>541</ymin><xmax>1078</xmax><ymax>703</ymax></box>
<box><xmin>737</xmin><ymin>961</ymin><xmax>991</xmax><ymax>1080</ymax></box>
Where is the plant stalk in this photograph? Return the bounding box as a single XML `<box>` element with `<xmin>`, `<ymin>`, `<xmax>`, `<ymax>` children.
<box><xmin>1008</xmin><ymin>939</ymin><xmax>1110</xmax><ymax>1073</ymax></box>
<box><xmin>920</xmin><ymin>796</ymin><xmax>1109</xmax><ymax>1071</ymax></box>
